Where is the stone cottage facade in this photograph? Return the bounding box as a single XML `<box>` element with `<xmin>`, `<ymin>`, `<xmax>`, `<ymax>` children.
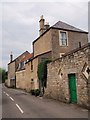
<box><xmin>44</xmin><ymin>43</ymin><xmax>90</xmax><ymax>108</ymax></box>
<box><xmin>30</xmin><ymin>15</ymin><xmax>88</xmax><ymax>90</ymax></box>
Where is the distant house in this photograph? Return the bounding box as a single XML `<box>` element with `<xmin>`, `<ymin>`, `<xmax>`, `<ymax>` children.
<box><xmin>7</xmin><ymin>51</ymin><xmax>31</xmax><ymax>87</ymax></box>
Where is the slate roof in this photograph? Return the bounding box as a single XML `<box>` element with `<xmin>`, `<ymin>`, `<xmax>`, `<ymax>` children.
<box><xmin>33</xmin><ymin>20</ymin><xmax>88</xmax><ymax>44</ymax></box>
<box><xmin>8</xmin><ymin>51</ymin><xmax>30</xmax><ymax>65</ymax></box>
<box><xmin>52</xmin><ymin>21</ymin><xmax>88</xmax><ymax>33</ymax></box>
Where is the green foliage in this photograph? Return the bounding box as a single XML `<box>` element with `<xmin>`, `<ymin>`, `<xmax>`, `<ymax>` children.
<box><xmin>0</xmin><ymin>68</ymin><xmax>7</xmax><ymax>83</ymax></box>
<box><xmin>37</xmin><ymin>59</ymin><xmax>51</xmax><ymax>86</ymax></box>
<box><xmin>34</xmin><ymin>89</ymin><xmax>40</xmax><ymax>96</ymax></box>
<box><xmin>30</xmin><ymin>89</ymin><xmax>35</xmax><ymax>95</ymax></box>
<box><xmin>30</xmin><ymin>89</ymin><xmax>40</xmax><ymax>96</ymax></box>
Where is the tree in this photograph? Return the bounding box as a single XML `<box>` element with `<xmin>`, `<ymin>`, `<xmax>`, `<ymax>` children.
<box><xmin>0</xmin><ymin>68</ymin><xmax>7</xmax><ymax>83</ymax></box>
<box><xmin>37</xmin><ymin>59</ymin><xmax>51</xmax><ymax>96</ymax></box>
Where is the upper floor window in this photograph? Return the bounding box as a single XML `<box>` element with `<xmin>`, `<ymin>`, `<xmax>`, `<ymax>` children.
<box><xmin>18</xmin><ymin>62</ymin><xmax>24</xmax><ymax>70</ymax></box>
<box><xmin>59</xmin><ymin>31</ymin><xmax>68</xmax><ymax>46</ymax></box>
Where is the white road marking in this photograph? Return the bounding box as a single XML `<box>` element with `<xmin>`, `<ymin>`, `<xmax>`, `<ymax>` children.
<box><xmin>4</xmin><ymin>91</ymin><xmax>24</xmax><ymax>114</ymax></box>
<box><xmin>16</xmin><ymin>104</ymin><xmax>24</xmax><ymax>114</ymax></box>
<box><xmin>9</xmin><ymin>97</ymin><xmax>14</xmax><ymax>101</ymax></box>
<box><xmin>6</xmin><ymin>93</ymin><xmax>9</xmax><ymax>97</ymax></box>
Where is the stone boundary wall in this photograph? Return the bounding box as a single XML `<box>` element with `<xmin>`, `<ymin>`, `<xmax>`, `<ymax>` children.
<box><xmin>16</xmin><ymin>70</ymin><xmax>26</xmax><ymax>90</ymax></box>
<box><xmin>45</xmin><ymin>43</ymin><xmax>90</xmax><ymax>108</ymax></box>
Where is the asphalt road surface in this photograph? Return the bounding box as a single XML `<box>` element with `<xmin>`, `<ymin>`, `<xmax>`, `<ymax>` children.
<box><xmin>2</xmin><ymin>84</ymin><xmax>88</xmax><ymax>118</ymax></box>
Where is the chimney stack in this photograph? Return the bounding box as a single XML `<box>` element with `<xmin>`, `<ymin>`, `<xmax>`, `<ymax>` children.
<box><xmin>10</xmin><ymin>52</ymin><xmax>13</xmax><ymax>62</ymax></box>
<box><xmin>39</xmin><ymin>15</ymin><xmax>50</xmax><ymax>36</ymax></box>
<box><xmin>39</xmin><ymin>15</ymin><xmax>45</xmax><ymax>35</ymax></box>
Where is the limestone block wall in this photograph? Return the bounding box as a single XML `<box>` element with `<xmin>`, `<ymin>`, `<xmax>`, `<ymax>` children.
<box><xmin>51</xmin><ymin>29</ymin><xmax>88</xmax><ymax>60</ymax></box>
<box><xmin>16</xmin><ymin>70</ymin><xmax>26</xmax><ymax>90</ymax></box>
<box><xmin>24</xmin><ymin>58</ymin><xmax>39</xmax><ymax>91</ymax></box>
<box><xmin>33</xmin><ymin>29</ymin><xmax>52</xmax><ymax>57</ymax></box>
<box><xmin>25</xmin><ymin>61</ymin><xmax>34</xmax><ymax>91</ymax></box>
<box><xmin>45</xmin><ymin>44</ymin><xmax>89</xmax><ymax>107</ymax></box>
<box><xmin>38</xmin><ymin>51</ymin><xmax>52</xmax><ymax>63</ymax></box>
<box><xmin>33</xmin><ymin>58</ymin><xmax>39</xmax><ymax>89</ymax></box>
<box><xmin>16</xmin><ymin>60</ymin><xmax>36</xmax><ymax>91</ymax></box>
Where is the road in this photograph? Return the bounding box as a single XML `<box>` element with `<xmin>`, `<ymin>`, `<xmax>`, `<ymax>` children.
<box><xmin>2</xmin><ymin>84</ymin><xmax>88</xmax><ymax>118</ymax></box>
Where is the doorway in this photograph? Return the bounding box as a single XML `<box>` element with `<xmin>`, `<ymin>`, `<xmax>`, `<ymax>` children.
<box><xmin>68</xmin><ymin>74</ymin><xmax>77</xmax><ymax>103</ymax></box>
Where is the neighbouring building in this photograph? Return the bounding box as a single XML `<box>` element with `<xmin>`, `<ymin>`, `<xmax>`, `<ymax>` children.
<box><xmin>44</xmin><ymin>43</ymin><xmax>90</xmax><ymax>108</ymax></box>
<box><xmin>16</xmin><ymin>53</ymin><xmax>33</xmax><ymax>90</ymax></box>
<box><xmin>7</xmin><ymin>51</ymin><xmax>31</xmax><ymax>87</ymax></box>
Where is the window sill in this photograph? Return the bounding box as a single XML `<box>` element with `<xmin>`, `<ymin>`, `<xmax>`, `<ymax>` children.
<box><xmin>60</xmin><ymin>45</ymin><xmax>68</xmax><ymax>47</ymax></box>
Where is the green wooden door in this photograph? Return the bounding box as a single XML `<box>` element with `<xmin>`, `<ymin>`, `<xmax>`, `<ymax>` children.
<box><xmin>68</xmin><ymin>74</ymin><xmax>77</xmax><ymax>103</ymax></box>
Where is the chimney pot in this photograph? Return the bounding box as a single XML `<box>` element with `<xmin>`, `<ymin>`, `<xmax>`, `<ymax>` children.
<box><xmin>39</xmin><ymin>15</ymin><xmax>45</xmax><ymax>35</ymax></box>
<box><xmin>45</xmin><ymin>22</ymin><xmax>50</xmax><ymax>30</ymax></box>
<box><xmin>45</xmin><ymin>22</ymin><xmax>49</xmax><ymax>25</ymax></box>
<box><xmin>41</xmin><ymin>15</ymin><xmax>44</xmax><ymax>19</ymax></box>
<box><xmin>10</xmin><ymin>51</ymin><xmax>13</xmax><ymax>62</ymax></box>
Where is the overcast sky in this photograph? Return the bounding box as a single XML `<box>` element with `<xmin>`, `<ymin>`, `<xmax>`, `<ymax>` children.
<box><xmin>0</xmin><ymin>0</ymin><xmax>89</xmax><ymax>70</ymax></box>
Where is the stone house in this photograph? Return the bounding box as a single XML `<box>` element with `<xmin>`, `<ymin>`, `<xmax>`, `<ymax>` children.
<box><xmin>7</xmin><ymin>51</ymin><xmax>31</xmax><ymax>87</ymax></box>
<box><xmin>44</xmin><ymin>43</ymin><xmax>90</xmax><ymax>108</ymax></box>
<box><xmin>29</xmin><ymin>15</ymin><xmax>88</xmax><ymax>90</ymax></box>
<box><xmin>33</xmin><ymin>15</ymin><xmax>88</xmax><ymax>60</ymax></box>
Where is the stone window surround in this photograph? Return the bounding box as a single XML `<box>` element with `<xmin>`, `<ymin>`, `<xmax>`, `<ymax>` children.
<box><xmin>59</xmin><ymin>30</ymin><xmax>68</xmax><ymax>46</ymax></box>
<box><xmin>59</xmin><ymin>53</ymin><xmax>65</xmax><ymax>58</ymax></box>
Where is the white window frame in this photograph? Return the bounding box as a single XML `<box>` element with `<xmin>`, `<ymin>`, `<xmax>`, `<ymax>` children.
<box><xmin>60</xmin><ymin>53</ymin><xmax>65</xmax><ymax>58</ymax></box>
<box><xmin>59</xmin><ymin>30</ymin><xmax>68</xmax><ymax>46</ymax></box>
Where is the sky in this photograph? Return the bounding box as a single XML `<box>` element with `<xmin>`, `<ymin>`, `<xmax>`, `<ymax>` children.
<box><xmin>0</xmin><ymin>0</ymin><xmax>89</xmax><ymax>70</ymax></box>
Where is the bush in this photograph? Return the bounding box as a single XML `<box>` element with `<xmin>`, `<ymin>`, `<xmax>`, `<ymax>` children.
<box><xmin>34</xmin><ymin>89</ymin><xmax>40</xmax><ymax>96</ymax></box>
<box><xmin>0</xmin><ymin>68</ymin><xmax>7</xmax><ymax>83</ymax></box>
<box><xmin>30</xmin><ymin>89</ymin><xmax>40</xmax><ymax>96</ymax></box>
<box><xmin>30</xmin><ymin>89</ymin><xmax>35</xmax><ymax>95</ymax></box>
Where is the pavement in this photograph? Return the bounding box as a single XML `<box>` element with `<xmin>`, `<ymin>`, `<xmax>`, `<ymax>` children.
<box><xmin>2</xmin><ymin>84</ymin><xmax>88</xmax><ymax>118</ymax></box>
